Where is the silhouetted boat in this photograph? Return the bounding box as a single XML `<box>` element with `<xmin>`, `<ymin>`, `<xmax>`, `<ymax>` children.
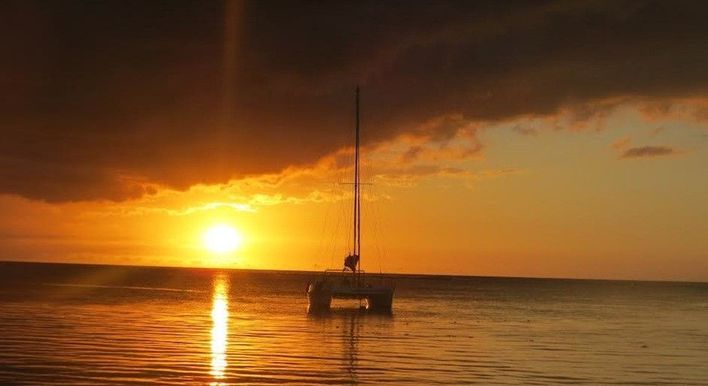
<box><xmin>307</xmin><ymin>88</ymin><xmax>395</xmax><ymax>312</ymax></box>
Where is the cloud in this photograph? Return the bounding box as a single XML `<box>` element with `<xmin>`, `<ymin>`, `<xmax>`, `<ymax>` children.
<box><xmin>3</xmin><ymin>0</ymin><xmax>708</xmax><ymax>201</ymax></box>
<box><xmin>612</xmin><ymin>136</ymin><xmax>632</xmax><ymax>150</ymax></box>
<box><xmin>619</xmin><ymin>146</ymin><xmax>680</xmax><ymax>159</ymax></box>
<box><xmin>639</xmin><ymin>98</ymin><xmax>708</xmax><ymax>123</ymax></box>
<box><xmin>512</xmin><ymin>126</ymin><xmax>539</xmax><ymax>137</ymax></box>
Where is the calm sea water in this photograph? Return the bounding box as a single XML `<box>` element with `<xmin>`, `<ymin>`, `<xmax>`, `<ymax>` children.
<box><xmin>0</xmin><ymin>262</ymin><xmax>706</xmax><ymax>385</ymax></box>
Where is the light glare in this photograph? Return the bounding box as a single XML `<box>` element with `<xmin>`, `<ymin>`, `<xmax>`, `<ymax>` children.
<box><xmin>203</xmin><ymin>225</ymin><xmax>242</xmax><ymax>253</ymax></box>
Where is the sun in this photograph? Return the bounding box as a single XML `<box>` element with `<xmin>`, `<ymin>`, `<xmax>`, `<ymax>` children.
<box><xmin>203</xmin><ymin>224</ymin><xmax>242</xmax><ymax>253</ymax></box>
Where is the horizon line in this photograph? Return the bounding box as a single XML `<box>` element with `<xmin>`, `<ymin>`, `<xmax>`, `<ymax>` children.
<box><xmin>1</xmin><ymin>259</ymin><xmax>705</xmax><ymax>285</ymax></box>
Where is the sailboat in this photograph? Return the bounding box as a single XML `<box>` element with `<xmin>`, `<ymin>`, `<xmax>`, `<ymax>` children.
<box><xmin>307</xmin><ymin>87</ymin><xmax>395</xmax><ymax>312</ymax></box>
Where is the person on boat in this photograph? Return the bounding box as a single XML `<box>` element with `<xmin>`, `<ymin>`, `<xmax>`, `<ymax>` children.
<box><xmin>343</xmin><ymin>253</ymin><xmax>359</xmax><ymax>272</ymax></box>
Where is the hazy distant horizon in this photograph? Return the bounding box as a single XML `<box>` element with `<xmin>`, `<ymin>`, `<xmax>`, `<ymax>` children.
<box><xmin>2</xmin><ymin>259</ymin><xmax>704</xmax><ymax>284</ymax></box>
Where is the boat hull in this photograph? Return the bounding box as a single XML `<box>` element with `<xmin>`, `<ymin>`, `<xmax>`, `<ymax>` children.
<box><xmin>307</xmin><ymin>278</ymin><xmax>394</xmax><ymax>312</ymax></box>
<box><xmin>364</xmin><ymin>288</ymin><xmax>394</xmax><ymax>312</ymax></box>
<box><xmin>307</xmin><ymin>282</ymin><xmax>332</xmax><ymax>312</ymax></box>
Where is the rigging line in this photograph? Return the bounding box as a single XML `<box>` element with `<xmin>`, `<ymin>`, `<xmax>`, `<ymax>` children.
<box><xmin>329</xmin><ymin>184</ymin><xmax>343</xmax><ymax>268</ymax></box>
<box><xmin>344</xmin><ymin>183</ymin><xmax>353</xmax><ymax>255</ymax></box>
<box><xmin>344</xmin><ymin>183</ymin><xmax>351</xmax><ymax>254</ymax></box>
<box><xmin>371</xmin><ymin>188</ymin><xmax>385</xmax><ymax>274</ymax></box>
<box><xmin>353</xmin><ymin>86</ymin><xmax>360</xmax><ymax>260</ymax></box>
<box><xmin>345</xmin><ymin>137</ymin><xmax>356</xmax><ymax>255</ymax></box>
<box><xmin>380</xmin><ymin>203</ymin><xmax>388</xmax><ymax>273</ymax></box>
<box><xmin>363</xmin><ymin>184</ymin><xmax>376</xmax><ymax>272</ymax></box>
<box><xmin>335</xmin><ymin>185</ymin><xmax>347</xmax><ymax>261</ymax></box>
<box><xmin>327</xmin><ymin>174</ymin><xmax>345</xmax><ymax>268</ymax></box>
<box><xmin>316</xmin><ymin>182</ymin><xmax>334</xmax><ymax>266</ymax></box>
<box><xmin>328</xmin><ymin>194</ymin><xmax>338</xmax><ymax>268</ymax></box>
<box><xmin>327</xmin><ymin>194</ymin><xmax>340</xmax><ymax>268</ymax></box>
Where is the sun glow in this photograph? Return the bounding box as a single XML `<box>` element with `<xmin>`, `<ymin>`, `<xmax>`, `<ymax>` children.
<box><xmin>203</xmin><ymin>225</ymin><xmax>242</xmax><ymax>253</ymax></box>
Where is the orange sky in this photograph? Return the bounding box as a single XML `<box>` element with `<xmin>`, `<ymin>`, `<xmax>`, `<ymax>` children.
<box><xmin>1</xmin><ymin>100</ymin><xmax>706</xmax><ymax>281</ymax></box>
<box><xmin>1</xmin><ymin>1</ymin><xmax>707</xmax><ymax>281</ymax></box>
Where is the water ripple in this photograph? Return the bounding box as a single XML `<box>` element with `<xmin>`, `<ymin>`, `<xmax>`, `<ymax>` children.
<box><xmin>0</xmin><ymin>264</ymin><xmax>706</xmax><ymax>384</ymax></box>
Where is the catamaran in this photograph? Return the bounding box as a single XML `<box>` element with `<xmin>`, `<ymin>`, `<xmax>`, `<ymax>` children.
<box><xmin>307</xmin><ymin>87</ymin><xmax>395</xmax><ymax>312</ymax></box>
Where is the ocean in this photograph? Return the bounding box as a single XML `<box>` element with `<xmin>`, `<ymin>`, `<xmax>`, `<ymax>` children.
<box><xmin>0</xmin><ymin>262</ymin><xmax>705</xmax><ymax>385</ymax></box>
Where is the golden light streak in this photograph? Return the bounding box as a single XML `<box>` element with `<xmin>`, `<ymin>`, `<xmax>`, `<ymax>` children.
<box><xmin>210</xmin><ymin>274</ymin><xmax>229</xmax><ymax>382</ymax></box>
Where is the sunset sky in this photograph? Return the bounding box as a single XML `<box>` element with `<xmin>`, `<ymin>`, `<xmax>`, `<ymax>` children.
<box><xmin>1</xmin><ymin>1</ymin><xmax>706</xmax><ymax>281</ymax></box>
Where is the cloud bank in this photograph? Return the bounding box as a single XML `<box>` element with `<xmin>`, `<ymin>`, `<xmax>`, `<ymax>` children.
<box><xmin>620</xmin><ymin>146</ymin><xmax>680</xmax><ymax>159</ymax></box>
<box><xmin>2</xmin><ymin>0</ymin><xmax>708</xmax><ymax>201</ymax></box>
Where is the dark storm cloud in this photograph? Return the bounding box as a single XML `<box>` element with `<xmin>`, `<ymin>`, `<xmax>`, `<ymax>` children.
<box><xmin>2</xmin><ymin>0</ymin><xmax>708</xmax><ymax>201</ymax></box>
<box><xmin>620</xmin><ymin>145</ymin><xmax>679</xmax><ymax>159</ymax></box>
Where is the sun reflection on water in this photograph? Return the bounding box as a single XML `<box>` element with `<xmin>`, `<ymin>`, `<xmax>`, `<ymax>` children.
<box><xmin>210</xmin><ymin>274</ymin><xmax>229</xmax><ymax>383</ymax></box>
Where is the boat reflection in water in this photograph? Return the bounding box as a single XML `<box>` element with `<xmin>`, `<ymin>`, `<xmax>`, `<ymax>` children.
<box><xmin>309</xmin><ymin>308</ymin><xmax>393</xmax><ymax>383</ymax></box>
<box><xmin>210</xmin><ymin>274</ymin><xmax>229</xmax><ymax>384</ymax></box>
<box><xmin>343</xmin><ymin>312</ymin><xmax>361</xmax><ymax>383</ymax></box>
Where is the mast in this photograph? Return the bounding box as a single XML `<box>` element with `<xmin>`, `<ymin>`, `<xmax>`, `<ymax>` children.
<box><xmin>356</xmin><ymin>87</ymin><xmax>361</xmax><ymax>271</ymax></box>
<box><xmin>353</xmin><ymin>87</ymin><xmax>361</xmax><ymax>271</ymax></box>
